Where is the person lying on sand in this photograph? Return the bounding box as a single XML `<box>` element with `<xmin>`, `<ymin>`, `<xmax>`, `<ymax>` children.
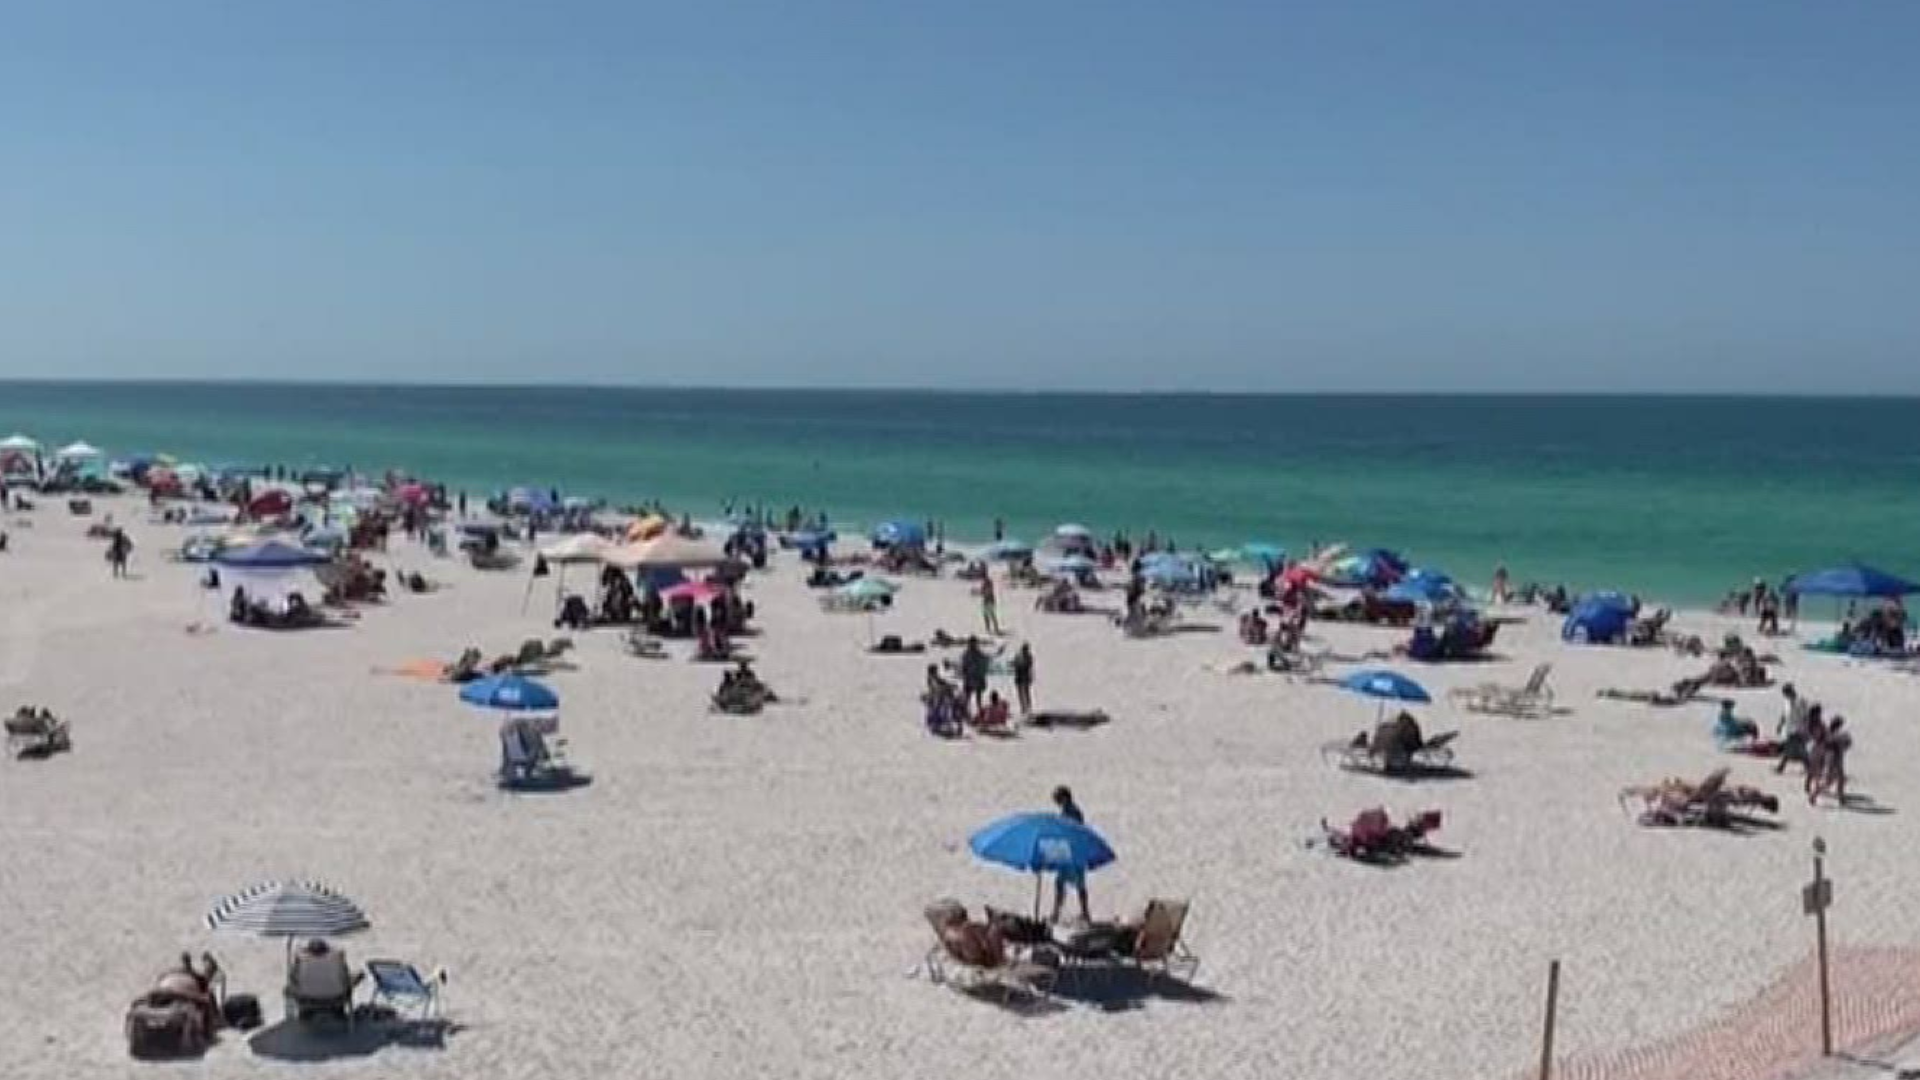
<box><xmin>1598</xmin><ymin>684</ymin><xmax>1701</xmax><ymax>707</ymax></box>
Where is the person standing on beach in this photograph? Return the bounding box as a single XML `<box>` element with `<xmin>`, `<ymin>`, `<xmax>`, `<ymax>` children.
<box><xmin>1811</xmin><ymin>717</ymin><xmax>1851</xmax><ymax>804</ymax></box>
<box><xmin>959</xmin><ymin>638</ymin><xmax>990</xmax><ymax>716</ymax></box>
<box><xmin>106</xmin><ymin>528</ymin><xmax>133</xmax><ymax>578</ymax></box>
<box><xmin>1012</xmin><ymin>643</ymin><xmax>1034</xmax><ymax>717</ymax></box>
<box><xmin>1050</xmin><ymin>786</ymin><xmax>1091</xmax><ymax>924</ymax></box>
<box><xmin>1490</xmin><ymin>565</ymin><xmax>1510</xmax><ymax>605</ymax></box>
<box><xmin>993</xmin><ymin>517</ymin><xmax>1004</xmax><ymax>542</ymax></box>
<box><xmin>979</xmin><ymin>575</ymin><xmax>1001</xmax><ymax>635</ymax></box>
<box><xmin>1775</xmin><ymin>684</ymin><xmax>1810</xmax><ymax>773</ymax></box>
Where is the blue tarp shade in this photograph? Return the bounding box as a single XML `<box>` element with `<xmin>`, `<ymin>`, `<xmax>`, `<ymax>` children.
<box><xmin>1562</xmin><ymin>592</ymin><xmax>1634</xmax><ymax>644</ymax></box>
<box><xmin>1784</xmin><ymin>564</ymin><xmax>1920</xmax><ymax>598</ymax></box>
<box><xmin>214</xmin><ymin>540</ymin><xmax>328</xmax><ymax>568</ymax></box>
<box><xmin>871</xmin><ymin>520</ymin><xmax>926</xmax><ymax>548</ymax></box>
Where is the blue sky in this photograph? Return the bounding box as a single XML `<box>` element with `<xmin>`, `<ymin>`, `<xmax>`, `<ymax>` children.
<box><xmin>2</xmin><ymin>1</ymin><xmax>1916</xmax><ymax>391</ymax></box>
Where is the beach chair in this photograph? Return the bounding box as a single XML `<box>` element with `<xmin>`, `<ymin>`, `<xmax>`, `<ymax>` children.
<box><xmin>1619</xmin><ymin>767</ymin><xmax>1777</xmax><ymax>827</ymax></box>
<box><xmin>1126</xmin><ymin>899</ymin><xmax>1201</xmax><ymax>982</ymax></box>
<box><xmin>1321</xmin><ymin>730</ymin><xmax>1458</xmax><ymax>775</ymax></box>
<box><xmin>364</xmin><ymin>960</ymin><xmax>446</xmax><ymax>1020</ymax></box>
<box><xmin>623</xmin><ymin>628</ymin><xmax>668</xmax><ymax>659</ymax></box>
<box><xmin>921</xmin><ymin>901</ymin><xmax>1056</xmax><ymax>1002</ymax></box>
<box><xmin>284</xmin><ymin>951</ymin><xmax>360</xmax><ymax>1029</ymax></box>
<box><xmin>498</xmin><ymin>718</ymin><xmax>573</xmax><ymax>788</ymax></box>
<box><xmin>1448</xmin><ymin>663</ymin><xmax>1553</xmax><ymax>718</ymax></box>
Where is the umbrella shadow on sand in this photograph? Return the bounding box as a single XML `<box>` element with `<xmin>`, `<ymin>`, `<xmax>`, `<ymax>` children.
<box><xmin>249</xmin><ymin>1011</ymin><xmax>460</xmax><ymax>1062</ymax></box>
<box><xmin>1046</xmin><ymin>966</ymin><xmax>1229</xmax><ymax>1013</ymax></box>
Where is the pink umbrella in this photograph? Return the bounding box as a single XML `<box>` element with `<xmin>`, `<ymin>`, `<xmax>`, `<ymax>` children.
<box><xmin>661</xmin><ymin>581</ymin><xmax>722</xmax><ymax>605</ymax></box>
<box><xmin>396</xmin><ymin>482</ymin><xmax>429</xmax><ymax>506</ymax></box>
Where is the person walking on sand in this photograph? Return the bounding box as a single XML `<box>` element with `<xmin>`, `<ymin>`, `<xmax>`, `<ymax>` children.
<box><xmin>106</xmin><ymin>527</ymin><xmax>133</xmax><ymax>578</ymax></box>
<box><xmin>979</xmin><ymin>575</ymin><xmax>1001</xmax><ymax>635</ymax></box>
<box><xmin>1050</xmin><ymin>786</ymin><xmax>1091</xmax><ymax>924</ymax></box>
<box><xmin>1012</xmin><ymin>642</ymin><xmax>1034</xmax><ymax>717</ymax></box>
<box><xmin>1812</xmin><ymin>716</ymin><xmax>1852</xmax><ymax>804</ymax></box>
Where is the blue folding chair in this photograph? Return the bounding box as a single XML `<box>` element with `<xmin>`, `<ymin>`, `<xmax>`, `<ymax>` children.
<box><xmin>364</xmin><ymin>960</ymin><xmax>446</xmax><ymax>1020</ymax></box>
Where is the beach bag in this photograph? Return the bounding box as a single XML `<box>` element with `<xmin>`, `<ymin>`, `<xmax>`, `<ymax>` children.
<box><xmin>223</xmin><ymin>993</ymin><xmax>262</xmax><ymax>1030</ymax></box>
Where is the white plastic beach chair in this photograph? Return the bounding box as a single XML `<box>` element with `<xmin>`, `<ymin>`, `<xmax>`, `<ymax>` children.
<box><xmin>1449</xmin><ymin>663</ymin><xmax>1553</xmax><ymax>718</ymax></box>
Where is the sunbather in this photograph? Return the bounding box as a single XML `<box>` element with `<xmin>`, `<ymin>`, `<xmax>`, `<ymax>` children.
<box><xmin>1319</xmin><ymin>807</ymin><xmax>1443</xmax><ymax>863</ymax></box>
<box><xmin>1620</xmin><ymin>768</ymin><xmax>1779</xmax><ymax>827</ymax></box>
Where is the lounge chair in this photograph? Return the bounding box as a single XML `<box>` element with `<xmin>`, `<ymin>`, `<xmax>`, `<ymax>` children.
<box><xmin>1125</xmin><ymin>898</ymin><xmax>1200</xmax><ymax>981</ymax></box>
<box><xmin>1448</xmin><ymin>663</ymin><xmax>1553</xmax><ymax>718</ymax></box>
<box><xmin>623</xmin><ymin>628</ymin><xmax>668</xmax><ymax>659</ymax></box>
<box><xmin>6</xmin><ymin>708</ymin><xmax>71</xmax><ymax>759</ymax></box>
<box><xmin>498</xmin><ymin>717</ymin><xmax>577</xmax><ymax>789</ymax></box>
<box><xmin>364</xmin><ymin>960</ymin><xmax>446</xmax><ymax>1020</ymax></box>
<box><xmin>1619</xmin><ymin>767</ymin><xmax>1779</xmax><ymax>827</ymax></box>
<box><xmin>921</xmin><ymin>900</ymin><xmax>1056</xmax><ymax>1002</ymax></box>
<box><xmin>1322</xmin><ymin>728</ymin><xmax>1458</xmax><ymax>775</ymax></box>
<box><xmin>285</xmin><ymin>949</ymin><xmax>360</xmax><ymax>1028</ymax></box>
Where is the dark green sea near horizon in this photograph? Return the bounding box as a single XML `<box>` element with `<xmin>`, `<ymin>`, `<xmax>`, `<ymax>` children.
<box><xmin>3</xmin><ymin>382</ymin><xmax>1916</xmax><ymax>606</ymax></box>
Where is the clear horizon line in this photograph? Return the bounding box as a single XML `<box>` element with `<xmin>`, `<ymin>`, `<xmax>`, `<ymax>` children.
<box><xmin>0</xmin><ymin>375</ymin><xmax>1915</xmax><ymax>401</ymax></box>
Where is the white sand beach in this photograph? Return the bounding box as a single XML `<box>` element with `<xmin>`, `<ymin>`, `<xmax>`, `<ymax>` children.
<box><xmin>6</xmin><ymin>496</ymin><xmax>1920</xmax><ymax>1080</ymax></box>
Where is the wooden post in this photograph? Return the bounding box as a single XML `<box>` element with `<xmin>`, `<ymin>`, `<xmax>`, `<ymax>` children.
<box><xmin>1812</xmin><ymin>837</ymin><xmax>1832</xmax><ymax>1056</ymax></box>
<box><xmin>1539</xmin><ymin>959</ymin><xmax>1561</xmax><ymax>1080</ymax></box>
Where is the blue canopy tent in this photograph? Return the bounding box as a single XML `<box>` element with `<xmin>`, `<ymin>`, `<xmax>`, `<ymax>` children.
<box><xmin>871</xmin><ymin>520</ymin><xmax>926</xmax><ymax>549</ymax></box>
<box><xmin>1783</xmin><ymin>564</ymin><xmax>1920</xmax><ymax>599</ymax></box>
<box><xmin>1138</xmin><ymin>552</ymin><xmax>1214</xmax><ymax>592</ymax></box>
<box><xmin>1562</xmin><ymin>592</ymin><xmax>1635</xmax><ymax>645</ymax></box>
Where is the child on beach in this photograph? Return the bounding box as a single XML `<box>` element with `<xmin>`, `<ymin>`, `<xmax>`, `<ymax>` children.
<box><xmin>1050</xmin><ymin>786</ymin><xmax>1091</xmax><ymax>924</ymax></box>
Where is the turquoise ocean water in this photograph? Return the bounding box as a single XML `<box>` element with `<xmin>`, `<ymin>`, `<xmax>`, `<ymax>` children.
<box><xmin>2</xmin><ymin>382</ymin><xmax>1915</xmax><ymax>606</ymax></box>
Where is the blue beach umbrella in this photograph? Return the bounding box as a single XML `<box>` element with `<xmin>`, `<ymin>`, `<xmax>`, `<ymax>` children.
<box><xmin>969</xmin><ymin>812</ymin><xmax>1117</xmax><ymax>917</ymax></box>
<box><xmin>1338</xmin><ymin>669</ymin><xmax>1431</xmax><ymax>704</ymax></box>
<box><xmin>459</xmin><ymin>674</ymin><xmax>559</xmax><ymax>712</ymax></box>
<box><xmin>838</xmin><ymin>578</ymin><xmax>898</xmax><ymax>602</ymax></box>
<box><xmin>982</xmin><ymin>539</ymin><xmax>1033</xmax><ymax>561</ymax></box>
<box><xmin>1044</xmin><ymin>552</ymin><xmax>1096</xmax><ymax>575</ymax></box>
<box><xmin>1783</xmin><ymin>564</ymin><xmax>1920</xmax><ymax>599</ymax></box>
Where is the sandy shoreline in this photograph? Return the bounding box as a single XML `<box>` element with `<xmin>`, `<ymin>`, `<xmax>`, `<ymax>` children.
<box><xmin>4</xmin><ymin>494</ymin><xmax>1916</xmax><ymax>1080</ymax></box>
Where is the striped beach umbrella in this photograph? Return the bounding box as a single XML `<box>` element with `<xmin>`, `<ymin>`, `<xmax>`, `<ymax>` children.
<box><xmin>205</xmin><ymin>880</ymin><xmax>370</xmax><ymax>938</ymax></box>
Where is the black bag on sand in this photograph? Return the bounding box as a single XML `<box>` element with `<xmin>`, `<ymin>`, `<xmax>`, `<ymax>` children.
<box><xmin>222</xmin><ymin>994</ymin><xmax>262</xmax><ymax>1030</ymax></box>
